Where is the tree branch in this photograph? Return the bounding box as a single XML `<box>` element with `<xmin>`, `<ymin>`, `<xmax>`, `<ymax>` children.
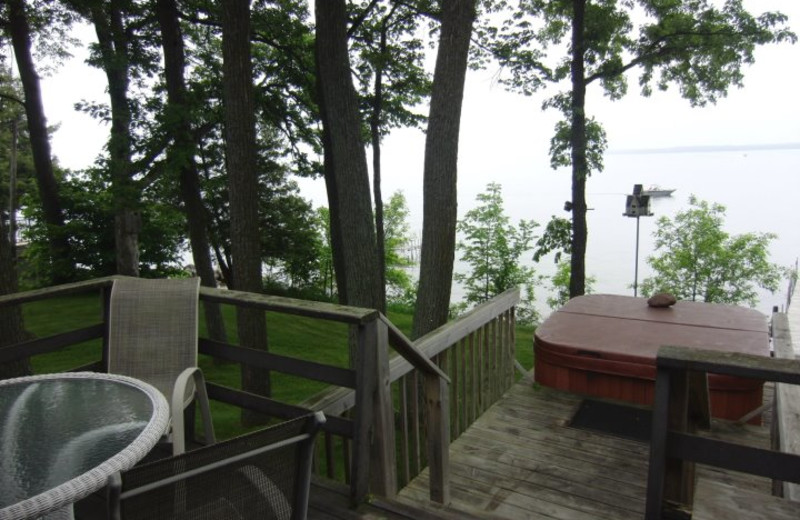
<box><xmin>0</xmin><ymin>92</ymin><xmax>25</xmax><ymax>107</ymax></box>
<box><xmin>585</xmin><ymin>28</ymin><xmax>740</xmax><ymax>85</ymax></box>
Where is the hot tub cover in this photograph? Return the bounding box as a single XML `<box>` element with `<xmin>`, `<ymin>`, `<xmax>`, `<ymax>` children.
<box><xmin>534</xmin><ymin>294</ymin><xmax>769</xmax><ymax>390</ymax></box>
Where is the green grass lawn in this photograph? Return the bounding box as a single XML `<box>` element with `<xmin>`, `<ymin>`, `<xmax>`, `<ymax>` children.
<box><xmin>21</xmin><ymin>294</ymin><xmax>535</xmax><ymax>439</ymax></box>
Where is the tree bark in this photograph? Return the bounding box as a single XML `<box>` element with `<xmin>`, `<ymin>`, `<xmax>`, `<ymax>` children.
<box><xmin>156</xmin><ymin>0</ymin><xmax>227</xmax><ymax>344</ymax></box>
<box><xmin>371</xmin><ymin>23</ymin><xmax>388</xmax><ymax>315</ymax></box>
<box><xmin>7</xmin><ymin>0</ymin><xmax>73</xmax><ymax>284</ymax></box>
<box><xmin>0</xmin><ymin>215</ymin><xmax>30</xmax><ymax>379</ymax></box>
<box><xmin>315</xmin><ymin>0</ymin><xmax>382</xmax><ymax>312</ymax></box>
<box><xmin>412</xmin><ymin>0</ymin><xmax>475</xmax><ymax>339</ymax></box>
<box><xmin>89</xmin><ymin>0</ymin><xmax>139</xmax><ymax>276</ymax></box>
<box><xmin>221</xmin><ymin>0</ymin><xmax>271</xmax><ymax>423</ymax></box>
<box><xmin>568</xmin><ymin>0</ymin><xmax>588</xmax><ymax>298</ymax></box>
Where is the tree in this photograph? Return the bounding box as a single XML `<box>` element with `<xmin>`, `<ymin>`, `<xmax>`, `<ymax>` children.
<box><xmin>0</xmin><ymin>75</ymin><xmax>30</xmax><ymax>378</ymax></box>
<box><xmin>412</xmin><ymin>0</ymin><xmax>476</xmax><ymax>339</ymax></box>
<box><xmin>383</xmin><ymin>191</ymin><xmax>416</xmax><ymax>305</ymax></box>
<box><xmin>312</xmin><ymin>206</ymin><xmax>335</xmax><ymax>299</ymax></box>
<box><xmin>259</xmin><ymin>181</ymin><xmax>322</xmax><ymax>290</ymax></box>
<box><xmin>455</xmin><ymin>182</ymin><xmax>540</xmax><ymax>324</ymax></box>
<box><xmin>20</xmin><ymin>170</ymin><xmax>186</xmax><ymax>283</ymax></box>
<box><xmin>3</xmin><ymin>0</ymin><xmax>74</xmax><ymax>283</ymax></box>
<box><xmin>221</xmin><ymin>0</ymin><xmax>270</xmax><ymax>421</ymax></box>
<box><xmin>156</xmin><ymin>0</ymin><xmax>227</xmax><ymax>343</ymax></box>
<box><xmin>0</xmin><ymin>211</ymin><xmax>30</xmax><ymax>379</ymax></box>
<box><xmin>640</xmin><ymin>196</ymin><xmax>783</xmax><ymax>307</ymax></box>
<box><xmin>348</xmin><ymin>0</ymin><xmax>432</xmax><ymax>313</ymax></box>
<box><xmin>486</xmin><ymin>0</ymin><xmax>795</xmax><ymax>298</ymax></box>
<box><xmin>315</xmin><ymin>0</ymin><xmax>382</xmax><ymax>312</ymax></box>
<box><xmin>75</xmin><ymin>0</ymin><xmax>155</xmax><ymax>276</ymax></box>
<box><xmin>546</xmin><ymin>259</ymin><xmax>595</xmax><ymax>310</ymax></box>
<box><xmin>533</xmin><ymin>215</ymin><xmax>572</xmax><ymax>264</ymax></box>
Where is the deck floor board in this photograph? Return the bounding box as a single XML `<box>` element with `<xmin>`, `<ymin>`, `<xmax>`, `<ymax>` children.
<box><xmin>398</xmin><ymin>380</ymin><xmax>774</xmax><ymax>519</ymax></box>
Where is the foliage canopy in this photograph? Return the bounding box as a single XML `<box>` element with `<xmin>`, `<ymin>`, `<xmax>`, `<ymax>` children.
<box><xmin>640</xmin><ymin>196</ymin><xmax>783</xmax><ymax>307</ymax></box>
<box><xmin>455</xmin><ymin>182</ymin><xmax>539</xmax><ymax>324</ymax></box>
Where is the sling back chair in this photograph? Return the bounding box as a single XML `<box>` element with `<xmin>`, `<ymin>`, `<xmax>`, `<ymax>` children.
<box><xmin>108</xmin><ymin>276</ymin><xmax>215</xmax><ymax>455</ymax></box>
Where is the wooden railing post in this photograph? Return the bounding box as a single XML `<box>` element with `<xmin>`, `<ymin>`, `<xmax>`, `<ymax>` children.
<box><xmin>370</xmin><ymin>317</ymin><xmax>397</xmax><ymax>499</ymax></box>
<box><xmin>773</xmin><ymin>312</ymin><xmax>800</xmax><ymax>500</ymax></box>
<box><xmin>101</xmin><ymin>282</ymin><xmax>114</xmax><ymax>372</ymax></box>
<box><xmin>425</xmin><ymin>371</ymin><xmax>450</xmax><ymax>504</ymax></box>
<box><xmin>351</xmin><ymin>317</ymin><xmax>396</xmax><ymax>505</ymax></box>
<box><xmin>645</xmin><ymin>364</ymin><xmax>696</xmax><ymax>519</ymax></box>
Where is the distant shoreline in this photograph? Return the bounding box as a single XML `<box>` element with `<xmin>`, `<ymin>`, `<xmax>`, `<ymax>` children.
<box><xmin>609</xmin><ymin>142</ymin><xmax>800</xmax><ymax>155</ymax></box>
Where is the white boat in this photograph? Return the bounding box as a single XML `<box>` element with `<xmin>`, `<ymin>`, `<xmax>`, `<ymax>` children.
<box><xmin>642</xmin><ymin>185</ymin><xmax>676</xmax><ymax>197</ymax></box>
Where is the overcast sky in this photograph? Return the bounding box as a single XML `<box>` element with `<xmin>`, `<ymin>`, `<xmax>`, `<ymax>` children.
<box><xmin>23</xmin><ymin>0</ymin><xmax>799</xmax><ymax>314</ymax></box>
<box><xmin>36</xmin><ymin>0</ymin><xmax>800</xmax><ymax>224</ymax></box>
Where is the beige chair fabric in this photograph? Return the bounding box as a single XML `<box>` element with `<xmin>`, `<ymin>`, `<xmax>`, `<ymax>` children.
<box><xmin>108</xmin><ymin>277</ymin><xmax>215</xmax><ymax>455</ymax></box>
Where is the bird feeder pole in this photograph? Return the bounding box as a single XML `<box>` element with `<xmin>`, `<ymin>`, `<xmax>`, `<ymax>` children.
<box><xmin>623</xmin><ymin>184</ymin><xmax>653</xmax><ymax>297</ymax></box>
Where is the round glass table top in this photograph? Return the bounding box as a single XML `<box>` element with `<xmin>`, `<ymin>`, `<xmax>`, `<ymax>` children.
<box><xmin>0</xmin><ymin>372</ymin><xmax>169</xmax><ymax>518</ymax></box>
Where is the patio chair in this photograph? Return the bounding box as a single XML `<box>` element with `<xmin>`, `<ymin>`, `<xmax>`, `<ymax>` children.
<box><xmin>107</xmin><ymin>277</ymin><xmax>215</xmax><ymax>455</ymax></box>
<box><xmin>107</xmin><ymin>412</ymin><xmax>326</xmax><ymax>520</ymax></box>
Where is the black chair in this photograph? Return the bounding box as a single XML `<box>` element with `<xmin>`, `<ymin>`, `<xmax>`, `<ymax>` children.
<box><xmin>108</xmin><ymin>412</ymin><xmax>325</xmax><ymax>520</ymax></box>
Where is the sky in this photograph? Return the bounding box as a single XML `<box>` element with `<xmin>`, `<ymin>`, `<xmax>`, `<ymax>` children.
<box><xmin>28</xmin><ymin>0</ymin><xmax>800</xmax><ymax>314</ymax></box>
<box><xmin>39</xmin><ymin>2</ymin><xmax>800</xmax><ymax>178</ymax></box>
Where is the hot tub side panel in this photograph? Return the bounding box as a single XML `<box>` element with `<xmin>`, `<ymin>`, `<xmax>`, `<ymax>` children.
<box><xmin>534</xmin><ymin>340</ymin><xmax>764</xmax><ymax>423</ymax></box>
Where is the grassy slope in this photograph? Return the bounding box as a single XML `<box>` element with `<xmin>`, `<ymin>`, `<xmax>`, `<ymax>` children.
<box><xmin>22</xmin><ymin>295</ymin><xmax>535</xmax><ymax>438</ymax></box>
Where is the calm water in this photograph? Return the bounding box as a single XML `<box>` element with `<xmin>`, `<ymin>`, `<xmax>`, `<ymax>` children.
<box><xmin>458</xmin><ymin>146</ymin><xmax>800</xmax><ymax>320</ymax></box>
<box><xmin>298</xmin><ymin>144</ymin><xmax>800</xmax><ymax>320</ymax></box>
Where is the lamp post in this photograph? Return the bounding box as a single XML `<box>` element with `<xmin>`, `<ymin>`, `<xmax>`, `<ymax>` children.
<box><xmin>623</xmin><ymin>184</ymin><xmax>653</xmax><ymax>297</ymax></box>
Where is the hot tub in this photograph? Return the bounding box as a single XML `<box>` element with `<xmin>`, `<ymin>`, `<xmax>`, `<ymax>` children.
<box><xmin>534</xmin><ymin>294</ymin><xmax>770</xmax><ymax>422</ymax></box>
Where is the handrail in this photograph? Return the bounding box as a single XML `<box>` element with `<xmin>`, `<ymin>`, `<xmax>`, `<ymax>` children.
<box><xmin>645</xmin><ymin>343</ymin><xmax>800</xmax><ymax>519</ymax></box>
<box><xmin>382</xmin><ymin>316</ymin><xmax>450</xmax><ymax>382</ymax></box>
<box><xmin>301</xmin><ymin>287</ymin><xmax>521</xmax><ymax>417</ymax></box>
<box><xmin>774</xmin><ymin>312</ymin><xmax>800</xmax><ymax>500</ymax></box>
<box><xmin>0</xmin><ymin>277</ymin><xmax>521</xmax><ymax>508</ymax></box>
<box><xmin>0</xmin><ymin>276</ymin><xmax>116</xmax><ymax>307</ymax></box>
<box><xmin>414</xmin><ymin>287</ymin><xmax>520</xmax><ymax>359</ymax></box>
<box><xmin>199</xmin><ymin>285</ymin><xmax>379</xmax><ymax>325</ymax></box>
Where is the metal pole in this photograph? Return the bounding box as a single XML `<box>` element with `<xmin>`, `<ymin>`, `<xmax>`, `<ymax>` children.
<box><xmin>634</xmin><ymin>215</ymin><xmax>640</xmax><ymax>297</ymax></box>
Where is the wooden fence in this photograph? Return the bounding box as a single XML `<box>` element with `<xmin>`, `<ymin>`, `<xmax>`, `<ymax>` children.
<box><xmin>0</xmin><ymin>276</ymin><xmax>520</xmax><ymax>506</ymax></box>
<box><xmin>643</xmin><ymin>341</ymin><xmax>800</xmax><ymax>519</ymax></box>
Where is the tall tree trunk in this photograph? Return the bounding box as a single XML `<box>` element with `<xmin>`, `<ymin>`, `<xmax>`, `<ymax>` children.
<box><xmin>221</xmin><ymin>0</ymin><xmax>270</xmax><ymax>424</ymax></box>
<box><xmin>156</xmin><ymin>0</ymin><xmax>227</xmax><ymax>344</ymax></box>
<box><xmin>7</xmin><ymin>0</ymin><xmax>73</xmax><ymax>284</ymax></box>
<box><xmin>568</xmin><ymin>0</ymin><xmax>588</xmax><ymax>298</ymax></box>
<box><xmin>89</xmin><ymin>0</ymin><xmax>139</xmax><ymax>276</ymax></box>
<box><xmin>0</xmin><ymin>215</ymin><xmax>30</xmax><ymax>380</ymax></box>
<box><xmin>371</xmin><ymin>23</ymin><xmax>388</xmax><ymax>315</ymax></box>
<box><xmin>8</xmin><ymin>116</ymin><xmax>18</xmax><ymax>255</ymax></box>
<box><xmin>315</xmin><ymin>0</ymin><xmax>381</xmax><ymax>312</ymax></box>
<box><xmin>412</xmin><ymin>0</ymin><xmax>475</xmax><ymax>340</ymax></box>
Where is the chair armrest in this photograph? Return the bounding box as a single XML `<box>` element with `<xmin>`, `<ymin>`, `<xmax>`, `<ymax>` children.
<box><xmin>172</xmin><ymin>367</ymin><xmax>215</xmax><ymax>455</ymax></box>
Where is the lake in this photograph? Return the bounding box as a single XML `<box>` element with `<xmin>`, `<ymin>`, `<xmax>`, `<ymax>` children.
<box><xmin>460</xmin><ymin>146</ymin><xmax>800</xmax><ymax>320</ymax></box>
<box><xmin>297</xmin><ymin>141</ymin><xmax>800</xmax><ymax>321</ymax></box>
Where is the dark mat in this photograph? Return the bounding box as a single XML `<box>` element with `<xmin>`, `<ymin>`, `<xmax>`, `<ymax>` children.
<box><xmin>569</xmin><ymin>399</ymin><xmax>652</xmax><ymax>442</ymax></box>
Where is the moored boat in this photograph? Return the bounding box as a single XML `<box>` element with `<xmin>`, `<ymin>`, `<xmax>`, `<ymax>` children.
<box><xmin>642</xmin><ymin>185</ymin><xmax>675</xmax><ymax>197</ymax></box>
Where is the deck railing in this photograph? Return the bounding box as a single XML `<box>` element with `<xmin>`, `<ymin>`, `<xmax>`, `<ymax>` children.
<box><xmin>301</xmin><ymin>287</ymin><xmax>520</xmax><ymax>501</ymax></box>
<box><xmin>0</xmin><ymin>276</ymin><xmax>520</xmax><ymax>507</ymax></box>
<box><xmin>643</xmin><ymin>340</ymin><xmax>800</xmax><ymax>519</ymax></box>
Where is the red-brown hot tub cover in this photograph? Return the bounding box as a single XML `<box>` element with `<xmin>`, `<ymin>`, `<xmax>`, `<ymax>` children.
<box><xmin>534</xmin><ymin>294</ymin><xmax>770</xmax><ymax>420</ymax></box>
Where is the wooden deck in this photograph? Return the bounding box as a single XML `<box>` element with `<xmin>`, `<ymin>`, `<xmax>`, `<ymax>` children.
<box><xmin>308</xmin><ymin>477</ymin><xmax>486</xmax><ymax>519</ymax></box>
<box><xmin>395</xmin><ymin>378</ymin><xmax>775</xmax><ymax>520</ymax></box>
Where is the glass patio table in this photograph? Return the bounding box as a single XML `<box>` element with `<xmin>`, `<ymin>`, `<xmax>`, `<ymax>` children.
<box><xmin>0</xmin><ymin>372</ymin><xmax>169</xmax><ymax>520</ymax></box>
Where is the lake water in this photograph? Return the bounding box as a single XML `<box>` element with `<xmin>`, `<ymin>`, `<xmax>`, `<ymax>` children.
<box><xmin>298</xmin><ymin>143</ymin><xmax>800</xmax><ymax>321</ymax></box>
<box><xmin>457</xmin><ymin>146</ymin><xmax>800</xmax><ymax>320</ymax></box>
